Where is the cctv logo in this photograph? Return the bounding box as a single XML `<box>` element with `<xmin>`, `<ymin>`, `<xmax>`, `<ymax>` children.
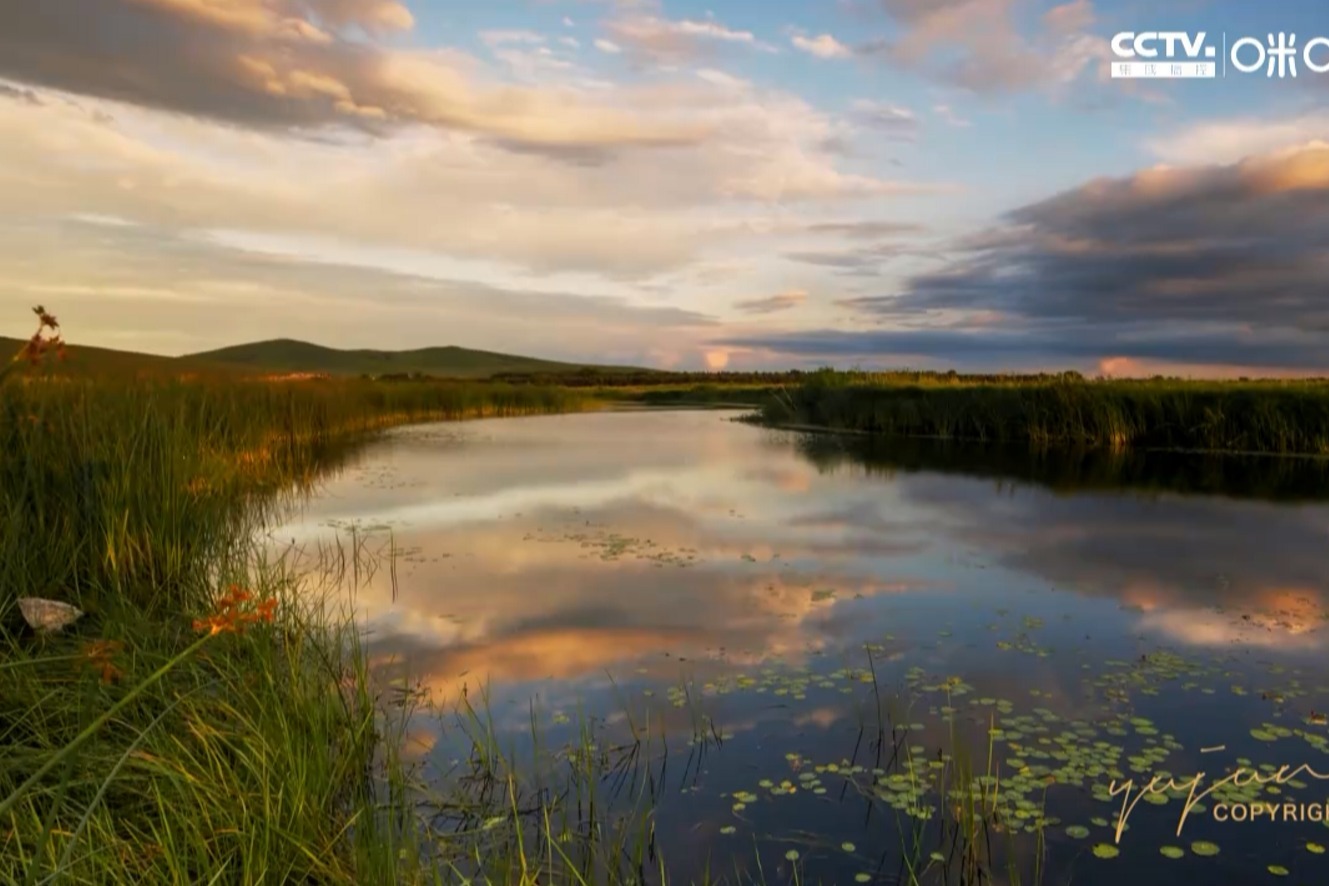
<box><xmin>1111</xmin><ymin>31</ymin><xmax>1216</xmax><ymax>61</ymax></box>
<box><xmin>1111</xmin><ymin>30</ymin><xmax>1329</xmax><ymax>79</ymax></box>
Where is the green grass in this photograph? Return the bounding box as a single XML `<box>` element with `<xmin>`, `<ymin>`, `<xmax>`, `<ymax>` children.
<box><xmin>0</xmin><ymin>342</ymin><xmax>593</xmax><ymax>883</ymax></box>
<box><xmin>758</xmin><ymin>372</ymin><xmax>1329</xmax><ymax>455</ymax></box>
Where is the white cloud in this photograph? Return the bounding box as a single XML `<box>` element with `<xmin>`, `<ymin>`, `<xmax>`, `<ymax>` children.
<box><xmin>604</xmin><ymin>14</ymin><xmax>777</xmax><ymax>61</ymax></box>
<box><xmin>790</xmin><ymin>33</ymin><xmax>851</xmax><ymax>59</ymax></box>
<box><xmin>0</xmin><ymin>0</ymin><xmax>961</xmax><ymax>362</ymax></box>
<box><xmin>864</xmin><ymin>0</ymin><xmax>1107</xmax><ymax>96</ymax></box>
<box><xmin>1146</xmin><ymin>112</ymin><xmax>1329</xmax><ymax>166</ymax></box>
<box><xmin>479</xmin><ymin>30</ymin><xmax>547</xmax><ymax>47</ymax></box>
<box><xmin>851</xmin><ymin>99</ymin><xmax>919</xmax><ymax>140</ymax></box>
<box><xmin>932</xmin><ymin>103</ymin><xmax>970</xmax><ymax>127</ymax></box>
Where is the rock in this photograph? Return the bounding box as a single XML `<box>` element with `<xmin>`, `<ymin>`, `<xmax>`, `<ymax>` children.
<box><xmin>17</xmin><ymin>597</ymin><xmax>84</xmax><ymax>633</ymax></box>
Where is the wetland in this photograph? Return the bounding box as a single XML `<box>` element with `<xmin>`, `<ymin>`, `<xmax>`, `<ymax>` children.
<box><xmin>269</xmin><ymin>408</ymin><xmax>1329</xmax><ymax>884</ymax></box>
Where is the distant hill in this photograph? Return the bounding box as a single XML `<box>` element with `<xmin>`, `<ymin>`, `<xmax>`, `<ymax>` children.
<box><xmin>185</xmin><ymin>339</ymin><xmax>631</xmax><ymax>378</ymax></box>
<box><xmin>0</xmin><ymin>336</ymin><xmax>220</xmax><ymax>377</ymax></box>
<box><xmin>0</xmin><ymin>335</ymin><xmax>642</xmax><ymax>379</ymax></box>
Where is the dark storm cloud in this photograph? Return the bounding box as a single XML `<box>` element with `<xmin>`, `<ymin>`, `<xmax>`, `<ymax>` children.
<box><xmin>726</xmin><ymin>145</ymin><xmax>1329</xmax><ymax>371</ymax></box>
<box><xmin>0</xmin><ymin>0</ymin><xmax>383</xmax><ymax>130</ymax></box>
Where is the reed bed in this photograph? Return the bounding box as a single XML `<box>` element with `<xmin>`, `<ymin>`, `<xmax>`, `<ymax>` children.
<box><xmin>0</xmin><ymin>313</ymin><xmax>593</xmax><ymax>883</ymax></box>
<box><xmin>759</xmin><ymin>373</ymin><xmax>1329</xmax><ymax>455</ymax></box>
<box><xmin>1</xmin><ymin>374</ymin><xmax>583</xmax><ymax>618</ymax></box>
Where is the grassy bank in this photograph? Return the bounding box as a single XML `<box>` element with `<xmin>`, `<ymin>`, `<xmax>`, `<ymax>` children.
<box><xmin>596</xmin><ymin>383</ymin><xmax>778</xmax><ymax>408</ymax></box>
<box><xmin>0</xmin><ymin>319</ymin><xmax>591</xmax><ymax>883</ymax></box>
<box><xmin>759</xmin><ymin>373</ymin><xmax>1329</xmax><ymax>455</ymax></box>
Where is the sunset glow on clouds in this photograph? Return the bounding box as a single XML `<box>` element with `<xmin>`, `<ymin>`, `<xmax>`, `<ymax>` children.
<box><xmin>1</xmin><ymin>0</ymin><xmax>1327</xmax><ymax>373</ymax></box>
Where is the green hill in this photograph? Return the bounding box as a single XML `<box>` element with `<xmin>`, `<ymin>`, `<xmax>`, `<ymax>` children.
<box><xmin>0</xmin><ymin>335</ymin><xmax>641</xmax><ymax>379</ymax></box>
<box><xmin>185</xmin><ymin>339</ymin><xmax>624</xmax><ymax>378</ymax></box>
<box><xmin>0</xmin><ymin>336</ymin><xmax>219</xmax><ymax>377</ymax></box>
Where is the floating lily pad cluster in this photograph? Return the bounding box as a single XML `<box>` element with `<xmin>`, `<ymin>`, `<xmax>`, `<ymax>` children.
<box><xmin>523</xmin><ymin>527</ymin><xmax>701</xmax><ymax>567</ymax></box>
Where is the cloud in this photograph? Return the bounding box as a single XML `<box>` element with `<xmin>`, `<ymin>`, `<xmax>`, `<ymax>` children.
<box><xmin>790</xmin><ymin>32</ymin><xmax>852</xmax><ymax>59</ymax></box>
<box><xmin>932</xmin><ymin>103</ymin><xmax>971</xmax><ymax>127</ymax></box>
<box><xmin>734</xmin><ymin>290</ymin><xmax>808</xmax><ymax>314</ymax></box>
<box><xmin>1146</xmin><ymin>112</ymin><xmax>1329</xmax><ymax>167</ymax></box>
<box><xmin>603</xmin><ymin>14</ymin><xmax>776</xmax><ymax>62</ymax></box>
<box><xmin>784</xmin><ymin>243</ymin><xmax>918</xmax><ymax>272</ymax></box>
<box><xmin>849</xmin><ymin>99</ymin><xmax>920</xmax><ymax>140</ymax></box>
<box><xmin>0</xmin><ymin>45</ymin><xmax>954</xmax><ymax>289</ymax></box>
<box><xmin>806</xmin><ymin>220</ymin><xmax>927</xmax><ymax>238</ymax></box>
<box><xmin>0</xmin><ymin>0</ymin><xmax>967</xmax><ymax>360</ymax></box>
<box><xmin>1043</xmin><ymin>0</ymin><xmax>1094</xmax><ymax>34</ymax></box>
<box><xmin>724</xmin><ymin>142</ymin><xmax>1329</xmax><ymax>371</ymax></box>
<box><xmin>0</xmin><ymin>216</ymin><xmax>719</xmax><ymax>361</ymax></box>
<box><xmin>479</xmin><ymin>29</ymin><xmax>548</xmax><ymax>47</ymax></box>
<box><xmin>0</xmin><ymin>0</ymin><xmax>713</xmax><ymax>158</ymax></box>
<box><xmin>594</xmin><ymin>38</ymin><xmax>623</xmax><ymax>53</ymax></box>
<box><xmin>857</xmin><ymin>0</ymin><xmax>1106</xmax><ymax>96</ymax></box>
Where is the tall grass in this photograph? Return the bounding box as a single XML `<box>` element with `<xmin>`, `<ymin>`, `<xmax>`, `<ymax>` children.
<box><xmin>759</xmin><ymin>374</ymin><xmax>1329</xmax><ymax>455</ymax></box>
<box><xmin>0</xmin><ymin>327</ymin><xmax>591</xmax><ymax>884</ymax></box>
<box><xmin>1</xmin><ymin>375</ymin><xmax>584</xmax><ymax>619</ymax></box>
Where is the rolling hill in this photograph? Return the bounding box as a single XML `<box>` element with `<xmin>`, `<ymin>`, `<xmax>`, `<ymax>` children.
<box><xmin>0</xmin><ymin>335</ymin><xmax>642</xmax><ymax>379</ymax></box>
<box><xmin>184</xmin><ymin>339</ymin><xmax>630</xmax><ymax>377</ymax></box>
<box><xmin>0</xmin><ymin>336</ymin><xmax>218</xmax><ymax>377</ymax></box>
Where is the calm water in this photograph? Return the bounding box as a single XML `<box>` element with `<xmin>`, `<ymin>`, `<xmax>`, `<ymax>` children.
<box><xmin>271</xmin><ymin>410</ymin><xmax>1329</xmax><ymax>884</ymax></box>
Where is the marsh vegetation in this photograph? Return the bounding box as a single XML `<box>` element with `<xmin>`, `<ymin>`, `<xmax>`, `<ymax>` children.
<box><xmin>757</xmin><ymin>371</ymin><xmax>1329</xmax><ymax>455</ymax></box>
<box><xmin>6</xmin><ymin>311</ymin><xmax>1329</xmax><ymax>883</ymax></box>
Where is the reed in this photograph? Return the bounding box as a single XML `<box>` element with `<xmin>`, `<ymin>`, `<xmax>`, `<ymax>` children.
<box><xmin>0</xmin><ymin>311</ymin><xmax>593</xmax><ymax>883</ymax></box>
<box><xmin>759</xmin><ymin>373</ymin><xmax>1329</xmax><ymax>455</ymax></box>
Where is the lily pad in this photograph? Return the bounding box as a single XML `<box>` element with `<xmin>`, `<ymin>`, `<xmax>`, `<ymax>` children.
<box><xmin>1191</xmin><ymin>841</ymin><xmax>1220</xmax><ymax>857</ymax></box>
<box><xmin>1066</xmin><ymin>825</ymin><xmax>1090</xmax><ymax>839</ymax></box>
<box><xmin>1092</xmin><ymin>844</ymin><xmax>1120</xmax><ymax>859</ymax></box>
<box><xmin>1159</xmin><ymin>846</ymin><xmax>1184</xmax><ymax>859</ymax></box>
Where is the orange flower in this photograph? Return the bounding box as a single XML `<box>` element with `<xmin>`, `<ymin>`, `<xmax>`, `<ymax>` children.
<box><xmin>193</xmin><ymin>586</ymin><xmax>277</xmax><ymax>637</ymax></box>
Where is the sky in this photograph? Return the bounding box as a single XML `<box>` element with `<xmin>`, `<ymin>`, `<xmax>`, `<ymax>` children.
<box><xmin>1</xmin><ymin>0</ymin><xmax>1328</xmax><ymax>374</ymax></box>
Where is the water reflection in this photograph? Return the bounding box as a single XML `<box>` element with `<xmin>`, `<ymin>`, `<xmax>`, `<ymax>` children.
<box><xmin>271</xmin><ymin>410</ymin><xmax>1329</xmax><ymax>884</ymax></box>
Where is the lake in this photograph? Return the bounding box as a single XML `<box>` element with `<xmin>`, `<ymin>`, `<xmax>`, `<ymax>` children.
<box><xmin>269</xmin><ymin>409</ymin><xmax>1329</xmax><ymax>884</ymax></box>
